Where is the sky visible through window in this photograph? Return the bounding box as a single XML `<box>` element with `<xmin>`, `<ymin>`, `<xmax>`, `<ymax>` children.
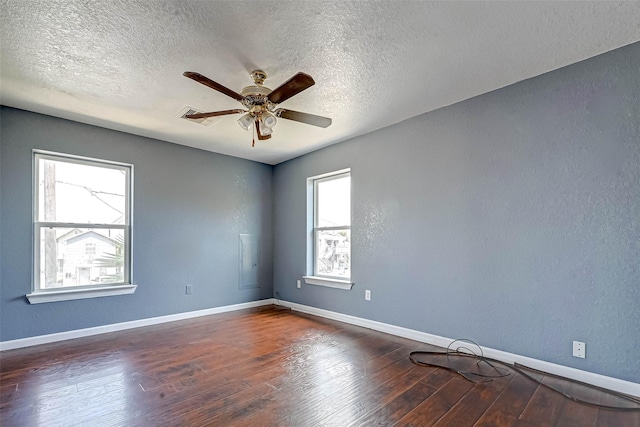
<box><xmin>39</xmin><ymin>159</ymin><xmax>126</xmax><ymax>225</ymax></box>
<box><xmin>317</xmin><ymin>175</ymin><xmax>350</xmax><ymax>227</ymax></box>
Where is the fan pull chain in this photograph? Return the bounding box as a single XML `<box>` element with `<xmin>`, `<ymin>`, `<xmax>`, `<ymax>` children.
<box><xmin>252</xmin><ymin>122</ymin><xmax>256</xmax><ymax>147</ymax></box>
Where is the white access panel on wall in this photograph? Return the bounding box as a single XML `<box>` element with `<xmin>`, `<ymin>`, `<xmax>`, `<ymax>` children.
<box><xmin>239</xmin><ymin>234</ymin><xmax>259</xmax><ymax>289</ymax></box>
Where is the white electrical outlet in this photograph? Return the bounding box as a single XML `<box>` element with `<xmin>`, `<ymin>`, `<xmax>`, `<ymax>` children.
<box><xmin>185</xmin><ymin>285</ymin><xmax>193</xmax><ymax>295</ymax></box>
<box><xmin>297</xmin><ymin>280</ymin><xmax>301</xmax><ymax>289</ymax></box>
<box><xmin>573</xmin><ymin>341</ymin><xmax>586</xmax><ymax>358</ymax></box>
<box><xmin>365</xmin><ymin>290</ymin><xmax>371</xmax><ymax>301</ymax></box>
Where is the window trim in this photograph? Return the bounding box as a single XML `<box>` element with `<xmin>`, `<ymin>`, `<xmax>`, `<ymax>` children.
<box><xmin>304</xmin><ymin>169</ymin><xmax>353</xmax><ymax>290</ymax></box>
<box><xmin>26</xmin><ymin>284</ymin><xmax>137</xmax><ymax>304</ymax></box>
<box><xmin>302</xmin><ymin>275</ymin><xmax>353</xmax><ymax>290</ymax></box>
<box><xmin>29</xmin><ymin>150</ymin><xmax>136</xmax><ymax>304</ymax></box>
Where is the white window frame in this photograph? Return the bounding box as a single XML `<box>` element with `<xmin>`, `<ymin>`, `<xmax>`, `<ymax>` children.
<box><xmin>303</xmin><ymin>169</ymin><xmax>353</xmax><ymax>290</ymax></box>
<box><xmin>27</xmin><ymin>150</ymin><xmax>136</xmax><ymax>304</ymax></box>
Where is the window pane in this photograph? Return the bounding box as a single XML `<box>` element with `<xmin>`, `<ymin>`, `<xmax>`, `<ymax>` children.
<box><xmin>317</xmin><ymin>175</ymin><xmax>350</xmax><ymax>227</ymax></box>
<box><xmin>38</xmin><ymin>158</ymin><xmax>126</xmax><ymax>224</ymax></box>
<box><xmin>315</xmin><ymin>229</ymin><xmax>350</xmax><ymax>278</ymax></box>
<box><xmin>39</xmin><ymin>227</ymin><xmax>125</xmax><ymax>288</ymax></box>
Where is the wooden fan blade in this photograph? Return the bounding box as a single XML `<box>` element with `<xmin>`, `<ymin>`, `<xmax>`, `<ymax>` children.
<box><xmin>267</xmin><ymin>72</ymin><xmax>315</xmax><ymax>104</ymax></box>
<box><xmin>275</xmin><ymin>109</ymin><xmax>332</xmax><ymax>128</ymax></box>
<box><xmin>185</xmin><ymin>109</ymin><xmax>246</xmax><ymax>119</ymax></box>
<box><xmin>183</xmin><ymin>71</ymin><xmax>246</xmax><ymax>102</ymax></box>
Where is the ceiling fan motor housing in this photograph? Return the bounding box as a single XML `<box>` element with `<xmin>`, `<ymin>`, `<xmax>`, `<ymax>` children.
<box><xmin>241</xmin><ymin>72</ymin><xmax>275</xmax><ymax>116</ymax></box>
<box><xmin>241</xmin><ymin>86</ymin><xmax>272</xmax><ymax>110</ymax></box>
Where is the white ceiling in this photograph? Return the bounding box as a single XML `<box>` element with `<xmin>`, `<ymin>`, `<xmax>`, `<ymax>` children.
<box><xmin>2</xmin><ymin>1</ymin><xmax>640</xmax><ymax>165</ymax></box>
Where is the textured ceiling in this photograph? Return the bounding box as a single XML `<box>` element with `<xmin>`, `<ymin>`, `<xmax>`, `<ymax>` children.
<box><xmin>2</xmin><ymin>1</ymin><xmax>640</xmax><ymax>165</ymax></box>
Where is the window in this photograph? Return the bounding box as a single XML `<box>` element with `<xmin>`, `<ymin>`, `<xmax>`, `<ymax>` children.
<box><xmin>85</xmin><ymin>243</ymin><xmax>96</xmax><ymax>255</ymax></box>
<box><xmin>28</xmin><ymin>151</ymin><xmax>136</xmax><ymax>304</ymax></box>
<box><xmin>304</xmin><ymin>169</ymin><xmax>353</xmax><ymax>290</ymax></box>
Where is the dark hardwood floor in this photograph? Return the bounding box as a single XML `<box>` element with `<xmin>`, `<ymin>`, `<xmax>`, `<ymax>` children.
<box><xmin>1</xmin><ymin>305</ymin><xmax>638</xmax><ymax>426</ymax></box>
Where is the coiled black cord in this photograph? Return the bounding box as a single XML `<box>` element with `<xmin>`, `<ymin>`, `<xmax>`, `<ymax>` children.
<box><xmin>409</xmin><ymin>339</ymin><xmax>640</xmax><ymax>411</ymax></box>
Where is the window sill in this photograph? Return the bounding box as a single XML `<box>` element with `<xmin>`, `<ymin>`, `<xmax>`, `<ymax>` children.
<box><xmin>26</xmin><ymin>284</ymin><xmax>137</xmax><ymax>304</ymax></box>
<box><xmin>303</xmin><ymin>276</ymin><xmax>353</xmax><ymax>290</ymax></box>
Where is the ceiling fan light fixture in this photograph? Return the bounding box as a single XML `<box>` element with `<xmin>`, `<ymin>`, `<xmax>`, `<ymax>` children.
<box><xmin>259</xmin><ymin>125</ymin><xmax>272</xmax><ymax>136</ymax></box>
<box><xmin>237</xmin><ymin>113</ymin><xmax>254</xmax><ymax>130</ymax></box>
<box><xmin>261</xmin><ymin>111</ymin><xmax>277</xmax><ymax>129</ymax></box>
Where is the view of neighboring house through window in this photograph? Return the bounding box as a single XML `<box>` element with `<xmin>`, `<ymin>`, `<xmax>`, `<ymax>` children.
<box><xmin>34</xmin><ymin>151</ymin><xmax>132</xmax><ymax>291</ymax></box>
<box><xmin>313</xmin><ymin>171</ymin><xmax>351</xmax><ymax>279</ymax></box>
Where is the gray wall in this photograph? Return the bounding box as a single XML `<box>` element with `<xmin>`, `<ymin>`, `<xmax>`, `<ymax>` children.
<box><xmin>273</xmin><ymin>42</ymin><xmax>640</xmax><ymax>383</ymax></box>
<box><xmin>0</xmin><ymin>107</ymin><xmax>273</xmax><ymax>341</ymax></box>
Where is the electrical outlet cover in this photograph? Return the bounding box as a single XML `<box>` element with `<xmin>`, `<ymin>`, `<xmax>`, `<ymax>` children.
<box><xmin>572</xmin><ymin>341</ymin><xmax>585</xmax><ymax>358</ymax></box>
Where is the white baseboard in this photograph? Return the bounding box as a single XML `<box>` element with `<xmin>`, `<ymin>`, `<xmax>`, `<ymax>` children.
<box><xmin>0</xmin><ymin>298</ymin><xmax>276</xmax><ymax>352</ymax></box>
<box><xmin>279</xmin><ymin>300</ymin><xmax>640</xmax><ymax>398</ymax></box>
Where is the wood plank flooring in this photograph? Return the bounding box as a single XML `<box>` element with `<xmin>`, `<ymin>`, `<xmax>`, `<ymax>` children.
<box><xmin>1</xmin><ymin>305</ymin><xmax>638</xmax><ymax>426</ymax></box>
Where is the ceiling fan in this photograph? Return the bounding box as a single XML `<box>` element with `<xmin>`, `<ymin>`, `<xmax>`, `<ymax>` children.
<box><xmin>183</xmin><ymin>69</ymin><xmax>332</xmax><ymax>145</ymax></box>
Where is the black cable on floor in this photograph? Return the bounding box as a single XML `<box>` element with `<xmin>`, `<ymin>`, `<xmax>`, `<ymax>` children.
<box><xmin>409</xmin><ymin>339</ymin><xmax>640</xmax><ymax>411</ymax></box>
